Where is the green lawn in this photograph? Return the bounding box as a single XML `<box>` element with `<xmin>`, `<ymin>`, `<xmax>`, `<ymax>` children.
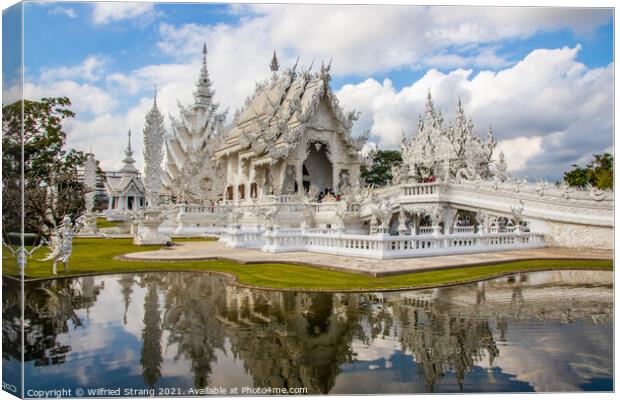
<box><xmin>2</xmin><ymin>237</ymin><xmax>613</xmax><ymax>291</ymax></box>
<box><xmin>96</xmin><ymin>217</ymin><xmax>126</xmax><ymax>229</ymax></box>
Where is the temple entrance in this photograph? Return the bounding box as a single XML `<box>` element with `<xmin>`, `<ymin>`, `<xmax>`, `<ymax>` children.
<box><xmin>303</xmin><ymin>144</ymin><xmax>333</xmax><ymax>195</ymax></box>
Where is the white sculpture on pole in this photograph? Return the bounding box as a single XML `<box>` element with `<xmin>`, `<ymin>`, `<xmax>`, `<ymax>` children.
<box><xmin>143</xmin><ymin>86</ymin><xmax>165</xmax><ymax>208</ymax></box>
<box><xmin>134</xmin><ymin>87</ymin><xmax>172</xmax><ymax>245</ymax></box>
<box><xmin>81</xmin><ymin>152</ymin><xmax>98</xmax><ymax>233</ymax></box>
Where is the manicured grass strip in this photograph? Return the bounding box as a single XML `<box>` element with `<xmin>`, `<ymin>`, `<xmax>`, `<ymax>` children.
<box><xmin>2</xmin><ymin>238</ymin><xmax>613</xmax><ymax>291</ymax></box>
<box><xmin>96</xmin><ymin>217</ymin><xmax>127</xmax><ymax>229</ymax></box>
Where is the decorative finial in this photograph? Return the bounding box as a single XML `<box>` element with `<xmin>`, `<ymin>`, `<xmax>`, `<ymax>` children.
<box><xmin>127</xmin><ymin>129</ymin><xmax>132</xmax><ymax>151</ymax></box>
<box><xmin>320</xmin><ymin>59</ymin><xmax>332</xmax><ymax>82</ymax></box>
<box><xmin>270</xmin><ymin>50</ymin><xmax>279</xmax><ymax>73</ymax></box>
<box><xmin>153</xmin><ymin>84</ymin><xmax>158</xmax><ymax>105</ymax></box>
<box><xmin>201</xmin><ymin>43</ymin><xmax>208</xmax><ymax>69</ymax></box>
<box><xmin>292</xmin><ymin>55</ymin><xmax>300</xmax><ymax>72</ymax></box>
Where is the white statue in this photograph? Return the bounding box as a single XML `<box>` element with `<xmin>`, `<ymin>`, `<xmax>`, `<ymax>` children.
<box><xmin>397</xmin><ymin>208</ymin><xmax>408</xmax><ymax>235</ymax></box>
<box><xmin>495</xmin><ymin>151</ymin><xmax>508</xmax><ymax>182</ymax></box>
<box><xmin>41</xmin><ymin>215</ymin><xmax>86</xmax><ymax>275</ymax></box>
<box><xmin>510</xmin><ymin>201</ymin><xmax>525</xmax><ymax>233</ymax></box>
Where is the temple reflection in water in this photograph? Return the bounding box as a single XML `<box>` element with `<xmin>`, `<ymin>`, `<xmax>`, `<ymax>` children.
<box><xmin>2</xmin><ymin>270</ymin><xmax>612</xmax><ymax>394</ymax></box>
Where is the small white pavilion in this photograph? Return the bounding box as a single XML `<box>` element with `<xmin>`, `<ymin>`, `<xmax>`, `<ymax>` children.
<box><xmin>104</xmin><ymin>130</ymin><xmax>145</xmax><ymax>221</ymax></box>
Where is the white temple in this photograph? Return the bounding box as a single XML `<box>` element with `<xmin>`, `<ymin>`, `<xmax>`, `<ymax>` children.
<box><xmin>128</xmin><ymin>44</ymin><xmax>611</xmax><ymax>255</ymax></box>
<box><xmin>213</xmin><ymin>53</ymin><xmax>365</xmax><ymax>202</ymax></box>
<box><xmin>104</xmin><ymin>130</ymin><xmax>145</xmax><ymax>221</ymax></box>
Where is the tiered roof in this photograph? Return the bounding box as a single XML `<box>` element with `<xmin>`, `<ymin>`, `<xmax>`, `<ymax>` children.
<box><xmin>105</xmin><ymin>130</ymin><xmax>144</xmax><ymax>196</ymax></box>
<box><xmin>215</xmin><ymin>55</ymin><xmax>367</xmax><ymax>164</ymax></box>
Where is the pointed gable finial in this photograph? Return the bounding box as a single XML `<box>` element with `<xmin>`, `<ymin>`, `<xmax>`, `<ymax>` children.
<box><xmin>292</xmin><ymin>56</ymin><xmax>299</xmax><ymax>71</ymax></box>
<box><xmin>270</xmin><ymin>50</ymin><xmax>279</xmax><ymax>73</ymax></box>
<box><xmin>127</xmin><ymin>129</ymin><xmax>132</xmax><ymax>153</ymax></box>
<box><xmin>320</xmin><ymin>59</ymin><xmax>332</xmax><ymax>82</ymax></box>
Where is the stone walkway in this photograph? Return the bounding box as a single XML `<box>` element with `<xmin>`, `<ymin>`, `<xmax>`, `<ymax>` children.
<box><xmin>120</xmin><ymin>241</ymin><xmax>613</xmax><ymax>277</ymax></box>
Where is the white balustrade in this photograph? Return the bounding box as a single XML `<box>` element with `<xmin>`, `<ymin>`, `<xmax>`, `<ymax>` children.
<box><xmin>418</xmin><ymin>226</ymin><xmax>435</xmax><ymax>235</ymax></box>
<box><xmin>402</xmin><ymin>182</ymin><xmax>440</xmax><ymax>196</ymax></box>
<box><xmin>226</xmin><ymin>226</ymin><xmax>266</xmax><ymax>249</ymax></box>
<box><xmin>453</xmin><ymin>225</ymin><xmax>475</xmax><ymax>234</ymax></box>
<box><xmin>260</xmin><ymin>228</ymin><xmax>545</xmax><ymax>259</ymax></box>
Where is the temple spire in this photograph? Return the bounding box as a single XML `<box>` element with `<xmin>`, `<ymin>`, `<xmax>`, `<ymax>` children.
<box><xmin>120</xmin><ymin>129</ymin><xmax>138</xmax><ymax>175</ymax></box>
<box><xmin>150</xmin><ymin>84</ymin><xmax>160</xmax><ymax>114</ymax></box>
<box><xmin>193</xmin><ymin>42</ymin><xmax>214</xmax><ymax>107</ymax></box>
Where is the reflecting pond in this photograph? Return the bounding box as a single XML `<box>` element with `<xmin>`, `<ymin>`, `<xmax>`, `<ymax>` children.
<box><xmin>2</xmin><ymin>269</ymin><xmax>613</xmax><ymax>395</ymax></box>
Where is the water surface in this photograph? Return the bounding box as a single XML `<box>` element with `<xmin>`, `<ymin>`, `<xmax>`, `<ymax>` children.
<box><xmin>2</xmin><ymin>269</ymin><xmax>613</xmax><ymax>395</ymax></box>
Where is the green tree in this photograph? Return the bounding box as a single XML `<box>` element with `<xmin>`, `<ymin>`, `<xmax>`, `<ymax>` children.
<box><xmin>360</xmin><ymin>150</ymin><xmax>403</xmax><ymax>187</ymax></box>
<box><xmin>563</xmin><ymin>153</ymin><xmax>613</xmax><ymax>190</ymax></box>
<box><xmin>2</xmin><ymin>97</ymin><xmax>87</xmax><ymax>237</ymax></box>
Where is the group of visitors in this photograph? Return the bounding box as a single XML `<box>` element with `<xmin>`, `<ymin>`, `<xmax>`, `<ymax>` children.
<box><xmin>316</xmin><ymin>189</ymin><xmax>342</xmax><ymax>203</ymax></box>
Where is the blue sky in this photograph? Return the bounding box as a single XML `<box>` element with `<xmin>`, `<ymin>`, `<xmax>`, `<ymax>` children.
<box><xmin>2</xmin><ymin>2</ymin><xmax>614</xmax><ymax>180</ymax></box>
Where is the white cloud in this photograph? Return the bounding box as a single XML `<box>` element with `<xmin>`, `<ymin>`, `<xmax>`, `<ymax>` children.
<box><xmin>61</xmin><ymin>95</ymin><xmax>161</xmax><ymax>171</ymax></box>
<box><xmin>49</xmin><ymin>6</ymin><xmax>77</xmax><ymax>19</ymax></box>
<box><xmin>91</xmin><ymin>3</ymin><xmax>156</xmax><ymax>25</ymax></box>
<box><xmin>335</xmin><ymin>46</ymin><xmax>613</xmax><ymax>180</ymax></box>
<box><xmin>22</xmin><ymin>79</ymin><xmax>118</xmax><ymax>115</ymax></box>
<box><xmin>19</xmin><ymin>6</ymin><xmax>612</xmax><ymax>181</ymax></box>
<box><xmin>425</xmin><ymin>46</ymin><xmax>512</xmax><ymax>69</ymax></box>
<box><xmin>156</xmin><ymin>5</ymin><xmax>610</xmax><ymax>76</ymax></box>
<box><xmin>40</xmin><ymin>56</ymin><xmax>106</xmax><ymax>82</ymax></box>
<box><xmin>106</xmin><ymin>73</ymin><xmax>141</xmax><ymax>95</ymax></box>
<box><xmin>496</xmin><ymin>136</ymin><xmax>543</xmax><ymax>172</ymax></box>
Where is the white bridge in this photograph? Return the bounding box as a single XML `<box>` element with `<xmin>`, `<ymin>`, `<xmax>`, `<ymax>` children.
<box><xmin>158</xmin><ymin>179</ymin><xmax>612</xmax><ymax>259</ymax></box>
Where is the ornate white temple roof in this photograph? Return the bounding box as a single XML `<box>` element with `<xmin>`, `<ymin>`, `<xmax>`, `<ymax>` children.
<box><xmin>214</xmin><ymin>54</ymin><xmax>367</xmax><ymax>162</ymax></box>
